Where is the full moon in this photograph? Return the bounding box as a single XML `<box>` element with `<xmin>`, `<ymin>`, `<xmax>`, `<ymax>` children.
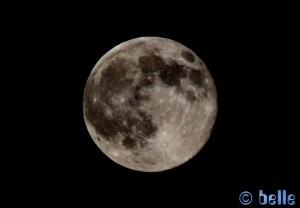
<box><xmin>83</xmin><ymin>37</ymin><xmax>217</xmax><ymax>172</ymax></box>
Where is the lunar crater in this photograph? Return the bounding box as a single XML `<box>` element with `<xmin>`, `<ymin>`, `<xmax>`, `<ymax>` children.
<box><xmin>83</xmin><ymin>37</ymin><xmax>217</xmax><ymax>172</ymax></box>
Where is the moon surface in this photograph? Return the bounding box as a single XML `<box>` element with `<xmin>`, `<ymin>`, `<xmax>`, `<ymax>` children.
<box><xmin>83</xmin><ymin>37</ymin><xmax>217</xmax><ymax>172</ymax></box>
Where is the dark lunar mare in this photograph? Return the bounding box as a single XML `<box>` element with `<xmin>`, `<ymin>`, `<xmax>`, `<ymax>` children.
<box><xmin>139</xmin><ymin>53</ymin><xmax>207</xmax><ymax>101</ymax></box>
<box><xmin>84</xmin><ymin>58</ymin><xmax>158</xmax><ymax>149</ymax></box>
<box><xmin>181</xmin><ymin>50</ymin><xmax>195</xmax><ymax>63</ymax></box>
<box><xmin>84</xmin><ymin>51</ymin><xmax>208</xmax><ymax>150</ymax></box>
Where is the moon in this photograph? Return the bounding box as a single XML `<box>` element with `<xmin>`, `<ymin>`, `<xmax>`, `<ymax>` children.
<box><xmin>83</xmin><ymin>37</ymin><xmax>217</xmax><ymax>172</ymax></box>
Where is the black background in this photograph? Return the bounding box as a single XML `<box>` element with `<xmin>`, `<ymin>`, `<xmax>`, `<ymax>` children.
<box><xmin>24</xmin><ymin>6</ymin><xmax>299</xmax><ymax>207</ymax></box>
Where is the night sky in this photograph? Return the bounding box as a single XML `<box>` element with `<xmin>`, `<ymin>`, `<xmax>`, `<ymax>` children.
<box><xmin>22</xmin><ymin>6</ymin><xmax>299</xmax><ymax>206</ymax></box>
